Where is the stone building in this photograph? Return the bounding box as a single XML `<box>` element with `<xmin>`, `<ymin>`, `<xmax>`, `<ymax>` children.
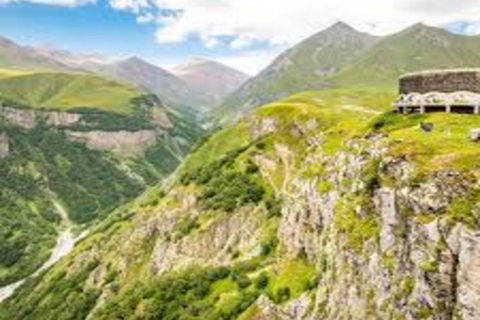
<box><xmin>394</xmin><ymin>69</ymin><xmax>480</xmax><ymax>114</ymax></box>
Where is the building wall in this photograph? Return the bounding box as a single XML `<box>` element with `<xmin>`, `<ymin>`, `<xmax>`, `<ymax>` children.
<box><xmin>400</xmin><ymin>70</ymin><xmax>480</xmax><ymax>94</ymax></box>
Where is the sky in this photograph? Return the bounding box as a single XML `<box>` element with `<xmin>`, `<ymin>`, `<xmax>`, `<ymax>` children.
<box><xmin>0</xmin><ymin>0</ymin><xmax>479</xmax><ymax>75</ymax></box>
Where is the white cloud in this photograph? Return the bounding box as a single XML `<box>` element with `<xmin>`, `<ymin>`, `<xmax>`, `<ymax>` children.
<box><xmin>107</xmin><ymin>0</ymin><xmax>480</xmax><ymax>73</ymax></box>
<box><xmin>137</xmin><ymin>12</ymin><xmax>155</xmax><ymax>23</ymax></box>
<box><xmin>124</xmin><ymin>0</ymin><xmax>480</xmax><ymax>49</ymax></box>
<box><xmin>110</xmin><ymin>0</ymin><xmax>151</xmax><ymax>13</ymax></box>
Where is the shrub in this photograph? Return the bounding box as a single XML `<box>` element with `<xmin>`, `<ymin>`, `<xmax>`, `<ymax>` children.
<box><xmin>254</xmin><ymin>272</ymin><xmax>269</xmax><ymax>290</ymax></box>
<box><xmin>265</xmin><ymin>197</ymin><xmax>282</xmax><ymax>218</ymax></box>
<box><xmin>446</xmin><ymin>197</ymin><xmax>478</xmax><ymax>229</ymax></box>
<box><xmin>275</xmin><ymin>287</ymin><xmax>291</xmax><ymax>303</ymax></box>
<box><xmin>261</xmin><ymin>237</ymin><xmax>279</xmax><ymax>257</ymax></box>
<box><xmin>235</xmin><ymin>274</ymin><xmax>252</xmax><ymax>289</ymax></box>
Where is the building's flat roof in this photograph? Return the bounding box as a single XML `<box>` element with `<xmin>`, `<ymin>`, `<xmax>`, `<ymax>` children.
<box><xmin>400</xmin><ymin>68</ymin><xmax>480</xmax><ymax>79</ymax></box>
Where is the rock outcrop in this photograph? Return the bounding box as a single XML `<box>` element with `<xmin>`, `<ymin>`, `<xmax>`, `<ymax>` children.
<box><xmin>66</xmin><ymin>130</ymin><xmax>158</xmax><ymax>157</ymax></box>
<box><xmin>3</xmin><ymin>108</ymin><xmax>480</xmax><ymax>320</ymax></box>
<box><xmin>0</xmin><ymin>105</ymin><xmax>81</xmax><ymax>129</ymax></box>
<box><xmin>0</xmin><ymin>132</ymin><xmax>8</xmax><ymax>158</ymax></box>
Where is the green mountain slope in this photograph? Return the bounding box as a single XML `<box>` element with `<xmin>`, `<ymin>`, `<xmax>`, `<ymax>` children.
<box><xmin>218</xmin><ymin>22</ymin><xmax>377</xmax><ymax>122</ymax></box>
<box><xmin>0</xmin><ymin>73</ymin><xmax>204</xmax><ymax>288</ymax></box>
<box><xmin>5</xmin><ymin>88</ymin><xmax>480</xmax><ymax>320</ymax></box>
<box><xmin>333</xmin><ymin>23</ymin><xmax>480</xmax><ymax>87</ymax></box>
<box><xmin>0</xmin><ymin>73</ymin><xmax>139</xmax><ymax>114</ymax></box>
<box><xmin>219</xmin><ymin>23</ymin><xmax>480</xmax><ymax>124</ymax></box>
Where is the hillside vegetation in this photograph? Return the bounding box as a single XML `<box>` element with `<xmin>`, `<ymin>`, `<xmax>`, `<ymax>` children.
<box><xmin>219</xmin><ymin>23</ymin><xmax>480</xmax><ymax>124</ymax></box>
<box><xmin>5</xmin><ymin>88</ymin><xmax>480</xmax><ymax>319</ymax></box>
<box><xmin>0</xmin><ymin>73</ymin><xmax>139</xmax><ymax>114</ymax></box>
<box><xmin>4</xmin><ymin>86</ymin><xmax>480</xmax><ymax>319</ymax></box>
<box><xmin>0</xmin><ymin>81</ymin><xmax>204</xmax><ymax>289</ymax></box>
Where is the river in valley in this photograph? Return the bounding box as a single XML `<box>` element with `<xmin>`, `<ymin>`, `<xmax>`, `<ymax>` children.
<box><xmin>0</xmin><ymin>228</ymin><xmax>80</xmax><ymax>302</ymax></box>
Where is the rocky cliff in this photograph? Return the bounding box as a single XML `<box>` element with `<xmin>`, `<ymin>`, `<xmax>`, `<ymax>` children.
<box><xmin>2</xmin><ymin>90</ymin><xmax>480</xmax><ymax>320</ymax></box>
<box><xmin>0</xmin><ymin>132</ymin><xmax>8</xmax><ymax>158</ymax></box>
<box><xmin>66</xmin><ymin>130</ymin><xmax>158</xmax><ymax>157</ymax></box>
<box><xmin>0</xmin><ymin>105</ymin><xmax>81</xmax><ymax>129</ymax></box>
<box><xmin>0</xmin><ymin>98</ymin><xmax>178</xmax><ymax>158</ymax></box>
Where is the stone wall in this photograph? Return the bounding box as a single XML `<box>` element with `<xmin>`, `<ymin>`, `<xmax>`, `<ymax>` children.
<box><xmin>400</xmin><ymin>70</ymin><xmax>480</xmax><ymax>94</ymax></box>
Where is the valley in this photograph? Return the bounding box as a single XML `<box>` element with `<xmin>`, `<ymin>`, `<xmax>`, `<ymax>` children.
<box><xmin>1</xmin><ymin>19</ymin><xmax>480</xmax><ymax>320</ymax></box>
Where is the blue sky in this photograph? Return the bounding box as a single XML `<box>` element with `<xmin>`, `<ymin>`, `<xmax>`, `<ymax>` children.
<box><xmin>0</xmin><ymin>0</ymin><xmax>286</xmax><ymax>73</ymax></box>
<box><xmin>0</xmin><ymin>2</ymin><xmax>266</xmax><ymax>69</ymax></box>
<box><xmin>0</xmin><ymin>0</ymin><xmax>479</xmax><ymax>74</ymax></box>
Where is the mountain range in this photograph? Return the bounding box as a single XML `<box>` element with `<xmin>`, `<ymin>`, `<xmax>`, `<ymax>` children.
<box><xmin>171</xmin><ymin>58</ymin><xmax>250</xmax><ymax>108</ymax></box>
<box><xmin>0</xmin><ymin>36</ymin><xmax>75</xmax><ymax>72</ymax></box>
<box><xmin>0</xmin><ymin>38</ymin><xmax>250</xmax><ymax>113</ymax></box>
<box><xmin>4</xmin><ymin>22</ymin><xmax>480</xmax><ymax>122</ymax></box>
<box><xmin>218</xmin><ymin>22</ymin><xmax>480</xmax><ymax>123</ymax></box>
<box><xmin>3</xmin><ymin>20</ymin><xmax>480</xmax><ymax>320</ymax></box>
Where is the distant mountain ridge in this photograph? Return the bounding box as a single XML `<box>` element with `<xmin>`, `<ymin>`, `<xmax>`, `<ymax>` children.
<box><xmin>0</xmin><ymin>37</ymin><xmax>248</xmax><ymax>113</ymax></box>
<box><xmin>98</xmin><ymin>56</ymin><xmax>196</xmax><ymax>109</ymax></box>
<box><xmin>218</xmin><ymin>22</ymin><xmax>377</xmax><ymax>122</ymax></box>
<box><xmin>171</xmin><ymin>58</ymin><xmax>249</xmax><ymax>108</ymax></box>
<box><xmin>32</xmin><ymin>45</ymin><xmax>111</xmax><ymax>70</ymax></box>
<box><xmin>219</xmin><ymin>22</ymin><xmax>480</xmax><ymax>123</ymax></box>
<box><xmin>0</xmin><ymin>36</ymin><xmax>75</xmax><ymax>72</ymax></box>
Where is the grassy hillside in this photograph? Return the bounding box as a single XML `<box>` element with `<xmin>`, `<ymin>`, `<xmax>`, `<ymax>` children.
<box><xmin>0</xmin><ymin>120</ymin><xmax>144</xmax><ymax>286</ymax></box>
<box><xmin>0</xmin><ymin>88</ymin><xmax>390</xmax><ymax>319</ymax></box>
<box><xmin>0</xmin><ymin>73</ymin><xmax>139</xmax><ymax>114</ymax></box>
<box><xmin>0</xmin><ymin>113</ymin><xmax>202</xmax><ymax>286</ymax></box>
<box><xmin>218</xmin><ymin>22</ymin><xmax>376</xmax><ymax>123</ymax></box>
<box><xmin>333</xmin><ymin>23</ymin><xmax>480</xmax><ymax>88</ymax></box>
<box><xmin>219</xmin><ymin>23</ymin><xmax>480</xmax><ymax>125</ymax></box>
<box><xmin>0</xmin><ymin>83</ymin><xmax>204</xmax><ymax>287</ymax></box>
<box><xmin>0</xmin><ymin>68</ymin><xmax>32</xmax><ymax>79</ymax></box>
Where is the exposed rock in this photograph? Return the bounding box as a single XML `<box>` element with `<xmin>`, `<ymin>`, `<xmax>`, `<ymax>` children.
<box><xmin>0</xmin><ymin>105</ymin><xmax>81</xmax><ymax>129</ymax></box>
<box><xmin>0</xmin><ymin>132</ymin><xmax>8</xmax><ymax>158</ymax></box>
<box><xmin>249</xmin><ymin>117</ymin><xmax>277</xmax><ymax>139</ymax></box>
<box><xmin>470</xmin><ymin>128</ymin><xmax>480</xmax><ymax>141</ymax></box>
<box><xmin>151</xmin><ymin>107</ymin><xmax>173</xmax><ymax>129</ymax></box>
<box><xmin>66</xmin><ymin>130</ymin><xmax>157</xmax><ymax>158</ymax></box>
<box><xmin>248</xmin><ymin>294</ymin><xmax>311</xmax><ymax>320</ymax></box>
<box><xmin>0</xmin><ymin>106</ymin><xmax>36</xmax><ymax>128</ymax></box>
<box><xmin>151</xmin><ymin>206</ymin><xmax>265</xmax><ymax>274</ymax></box>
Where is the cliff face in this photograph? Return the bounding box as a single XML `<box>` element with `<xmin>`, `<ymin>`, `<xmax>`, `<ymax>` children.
<box><xmin>0</xmin><ymin>93</ymin><xmax>204</xmax><ymax>292</ymax></box>
<box><xmin>2</xmin><ymin>91</ymin><xmax>480</xmax><ymax>320</ymax></box>
<box><xmin>66</xmin><ymin>130</ymin><xmax>158</xmax><ymax>157</ymax></box>
<box><xmin>254</xmin><ymin>136</ymin><xmax>479</xmax><ymax>320</ymax></box>
<box><xmin>0</xmin><ymin>106</ymin><xmax>81</xmax><ymax>129</ymax></box>
<box><xmin>0</xmin><ymin>100</ymin><xmax>178</xmax><ymax>157</ymax></box>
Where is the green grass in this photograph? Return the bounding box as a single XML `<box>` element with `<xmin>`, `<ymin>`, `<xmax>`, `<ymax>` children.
<box><xmin>374</xmin><ymin>112</ymin><xmax>480</xmax><ymax>173</ymax></box>
<box><xmin>266</xmin><ymin>259</ymin><xmax>317</xmax><ymax>301</ymax></box>
<box><xmin>0</xmin><ymin>68</ymin><xmax>33</xmax><ymax>79</ymax></box>
<box><xmin>180</xmin><ymin>121</ymin><xmax>250</xmax><ymax>172</ymax></box>
<box><xmin>333</xmin><ymin>24</ymin><xmax>480</xmax><ymax>88</ymax></box>
<box><xmin>0</xmin><ymin>72</ymin><xmax>139</xmax><ymax>114</ymax></box>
